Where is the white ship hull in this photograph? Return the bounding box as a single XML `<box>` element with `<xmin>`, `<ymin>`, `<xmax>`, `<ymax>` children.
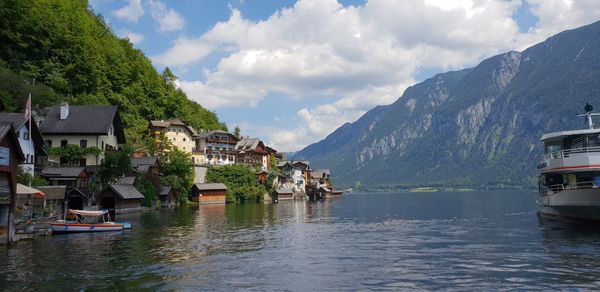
<box><xmin>538</xmin><ymin>188</ymin><xmax>600</xmax><ymax>221</ymax></box>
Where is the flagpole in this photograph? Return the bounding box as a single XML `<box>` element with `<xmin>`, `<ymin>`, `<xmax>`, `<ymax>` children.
<box><xmin>28</xmin><ymin>93</ymin><xmax>33</xmax><ymax>187</ymax></box>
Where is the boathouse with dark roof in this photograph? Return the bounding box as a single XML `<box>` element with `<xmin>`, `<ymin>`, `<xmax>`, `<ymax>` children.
<box><xmin>96</xmin><ymin>184</ymin><xmax>145</xmax><ymax>215</ymax></box>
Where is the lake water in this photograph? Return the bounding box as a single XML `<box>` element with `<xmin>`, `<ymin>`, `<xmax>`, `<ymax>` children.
<box><xmin>2</xmin><ymin>190</ymin><xmax>600</xmax><ymax>290</ymax></box>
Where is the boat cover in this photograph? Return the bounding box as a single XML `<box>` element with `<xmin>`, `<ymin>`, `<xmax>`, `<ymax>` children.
<box><xmin>68</xmin><ymin>209</ymin><xmax>107</xmax><ymax>216</ymax></box>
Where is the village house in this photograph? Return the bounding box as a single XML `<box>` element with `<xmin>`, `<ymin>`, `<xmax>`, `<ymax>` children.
<box><xmin>235</xmin><ymin>138</ymin><xmax>277</xmax><ymax>171</ymax></box>
<box><xmin>96</xmin><ymin>184</ymin><xmax>144</xmax><ymax>215</ymax></box>
<box><xmin>191</xmin><ymin>183</ymin><xmax>227</xmax><ymax>205</ymax></box>
<box><xmin>159</xmin><ymin>186</ymin><xmax>176</xmax><ymax>208</ymax></box>
<box><xmin>149</xmin><ymin>118</ymin><xmax>197</xmax><ymax>154</ymax></box>
<box><xmin>194</xmin><ymin>130</ymin><xmax>239</xmax><ymax>166</ymax></box>
<box><xmin>273</xmin><ymin>189</ymin><xmax>294</xmax><ymax>201</ymax></box>
<box><xmin>0</xmin><ymin>113</ymin><xmax>46</xmax><ymax>175</ymax></box>
<box><xmin>0</xmin><ymin>123</ymin><xmax>25</xmax><ymax>243</ymax></box>
<box><xmin>41</xmin><ymin>167</ymin><xmax>91</xmax><ymax>210</ymax></box>
<box><xmin>39</xmin><ymin>103</ymin><xmax>126</xmax><ymax>166</ymax></box>
<box><xmin>131</xmin><ymin>157</ymin><xmax>160</xmax><ymax>176</ymax></box>
<box><xmin>275</xmin><ymin>160</ymin><xmax>311</xmax><ymax>199</ymax></box>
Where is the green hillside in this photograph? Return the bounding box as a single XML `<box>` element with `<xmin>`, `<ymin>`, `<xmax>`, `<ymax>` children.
<box><xmin>0</xmin><ymin>0</ymin><xmax>225</xmax><ymax>144</ymax></box>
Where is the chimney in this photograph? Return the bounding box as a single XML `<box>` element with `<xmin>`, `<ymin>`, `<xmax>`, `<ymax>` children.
<box><xmin>60</xmin><ymin>102</ymin><xmax>69</xmax><ymax>120</ymax></box>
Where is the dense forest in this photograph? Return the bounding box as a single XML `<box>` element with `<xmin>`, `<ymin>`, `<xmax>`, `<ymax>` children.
<box><xmin>0</xmin><ymin>0</ymin><xmax>226</xmax><ymax>145</ymax></box>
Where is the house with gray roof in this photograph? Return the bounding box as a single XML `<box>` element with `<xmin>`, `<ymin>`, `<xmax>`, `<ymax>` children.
<box><xmin>149</xmin><ymin>119</ymin><xmax>197</xmax><ymax>160</ymax></box>
<box><xmin>96</xmin><ymin>184</ymin><xmax>144</xmax><ymax>215</ymax></box>
<box><xmin>235</xmin><ymin>138</ymin><xmax>277</xmax><ymax>171</ymax></box>
<box><xmin>39</xmin><ymin>103</ymin><xmax>125</xmax><ymax>166</ymax></box>
<box><xmin>41</xmin><ymin>166</ymin><xmax>91</xmax><ymax>210</ymax></box>
<box><xmin>0</xmin><ymin>113</ymin><xmax>46</xmax><ymax>175</ymax></box>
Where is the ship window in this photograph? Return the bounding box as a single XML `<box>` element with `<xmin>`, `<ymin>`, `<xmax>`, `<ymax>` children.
<box><xmin>545</xmin><ymin>143</ymin><xmax>561</xmax><ymax>154</ymax></box>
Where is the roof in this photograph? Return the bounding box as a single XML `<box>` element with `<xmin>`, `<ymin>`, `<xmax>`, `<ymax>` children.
<box><xmin>275</xmin><ymin>189</ymin><xmax>294</xmax><ymax>194</ymax></box>
<box><xmin>312</xmin><ymin>169</ymin><xmax>331</xmax><ymax>177</ymax></box>
<box><xmin>195</xmin><ymin>130</ymin><xmax>238</xmax><ymax>140</ymax></box>
<box><xmin>40</xmin><ymin>105</ymin><xmax>126</xmax><ymax>144</ymax></box>
<box><xmin>149</xmin><ymin>119</ymin><xmax>197</xmax><ymax>135</ymax></box>
<box><xmin>541</xmin><ymin>128</ymin><xmax>600</xmax><ymax>142</ymax></box>
<box><xmin>132</xmin><ymin>157</ymin><xmax>158</xmax><ymax>167</ymax></box>
<box><xmin>35</xmin><ymin>186</ymin><xmax>66</xmax><ymax>200</ymax></box>
<box><xmin>159</xmin><ymin>186</ymin><xmax>173</xmax><ymax>196</ymax></box>
<box><xmin>105</xmin><ymin>184</ymin><xmax>145</xmax><ymax>199</ymax></box>
<box><xmin>0</xmin><ymin>122</ymin><xmax>24</xmax><ymax>161</ymax></box>
<box><xmin>41</xmin><ymin>167</ymin><xmax>87</xmax><ymax>178</ymax></box>
<box><xmin>318</xmin><ymin>186</ymin><xmax>331</xmax><ymax>192</ymax></box>
<box><xmin>235</xmin><ymin>138</ymin><xmax>265</xmax><ymax>151</ymax></box>
<box><xmin>193</xmin><ymin>183</ymin><xmax>228</xmax><ymax>191</ymax></box>
<box><xmin>117</xmin><ymin>176</ymin><xmax>136</xmax><ymax>185</ymax></box>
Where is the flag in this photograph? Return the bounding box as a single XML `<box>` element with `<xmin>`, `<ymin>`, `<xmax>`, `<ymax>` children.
<box><xmin>25</xmin><ymin>94</ymin><xmax>31</xmax><ymax>122</ymax></box>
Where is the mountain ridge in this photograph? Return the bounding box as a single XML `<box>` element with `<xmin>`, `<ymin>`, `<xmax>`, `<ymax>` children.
<box><xmin>294</xmin><ymin>20</ymin><xmax>600</xmax><ymax>190</ymax></box>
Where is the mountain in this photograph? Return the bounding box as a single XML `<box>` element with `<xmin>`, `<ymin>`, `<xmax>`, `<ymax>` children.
<box><xmin>294</xmin><ymin>20</ymin><xmax>600</xmax><ymax>190</ymax></box>
<box><xmin>0</xmin><ymin>0</ymin><xmax>226</xmax><ymax>144</ymax></box>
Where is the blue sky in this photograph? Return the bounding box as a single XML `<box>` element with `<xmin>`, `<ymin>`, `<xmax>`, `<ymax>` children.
<box><xmin>89</xmin><ymin>0</ymin><xmax>600</xmax><ymax>151</ymax></box>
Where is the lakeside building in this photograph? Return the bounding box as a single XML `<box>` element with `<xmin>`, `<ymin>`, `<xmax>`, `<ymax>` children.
<box><xmin>149</xmin><ymin>119</ymin><xmax>197</xmax><ymax>155</ymax></box>
<box><xmin>194</xmin><ymin>130</ymin><xmax>239</xmax><ymax>166</ymax></box>
<box><xmin>39</xmin><ymin>103</ymin><xmax>126</xmax><ymax>166</ymax></box>
<box><xmin>191</xmin><ymin>183</ymin><xmax>227</xmax><ymax>205</ymax></box>
<box><xmin>41</xmin><ymin>167</ymin><xmax>91</xmax><ymax>210</ymax></box>
<box><xmin>276</xmin><ymin>160</ymin><xmax>311</xmax><ymax>199</ymax></box>
<box><xmin>96</xmin><ymin>184</ymin><xmax>144</xmax><ymax>215</ymax></box>
<box><xmin>159</xmin><ymin>186</ymin><xmax>176</xmax><ymax>208</ymax></box>
<box><xmin>0</xmin><ymin>113</ymin><xmax>46</xmax><ymax>176</ymax></box>
<box><xmin>235</xmin><ymin>138</ymin><xmax>268</xmax><ymax>170</ymax></box>
<box><xmin>0</xmin><ymin>123</ymin><xmax>25</xmax><ymax>244</ymax></box>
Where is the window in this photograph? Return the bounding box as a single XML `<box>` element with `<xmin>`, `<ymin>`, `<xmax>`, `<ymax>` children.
<box><xmin>173</xmin><ymin>138</ymin><xmax>177</xmax><ymax>141</ymax></box>
<box><xmin>79</xmin><ymin>158</ymin><xmax>87</xmax><ymax>167</ymax></box>
<box><xmin>23</xmin><ymin>132</ymin><xmax>29</xmax><ymax>140</ymax></box>
<box><xmin>101</xmin><ymin>141</ymin><xmax>105</xmax><ymax>151</ymax></box>
<box><xmin>183</xmin><ymin>147</ymin><xmax>186</xmax><ymax>150</ymax></box>
<box><xmin>60</xmin><ymin>140</ymin><xmax>68</xmax><ymax>148</ymax></box>
<box><xmin>45</xmin><ymin>140</ymin><xmax>52</xmax><ymax>147</ymax></box>
<box><xmin>183</xmin><ymin>138</ymin><xmax>186</xmax><ymax>142</ymax></box>
<box><xmin>80</xmin><ymin>139</ymin><xmax>88</xmax><ymax>148</ymax></box>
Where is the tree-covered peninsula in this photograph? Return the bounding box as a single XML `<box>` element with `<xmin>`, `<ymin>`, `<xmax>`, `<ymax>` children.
<box><xmin>0</xmin><ymin>0</ymin><xmax>226</xmax><ymax>144</ymax></box>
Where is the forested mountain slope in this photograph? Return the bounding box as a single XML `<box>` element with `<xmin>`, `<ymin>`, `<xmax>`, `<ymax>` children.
<box><xmin>0</xmin><ymin>0</ymin><xmax>225</xmax><ymax>144</ymax></box>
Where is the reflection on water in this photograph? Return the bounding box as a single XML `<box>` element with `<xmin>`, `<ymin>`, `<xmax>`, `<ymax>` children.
<box><xmin>2</xmin><ymin>191</ymin><xmax>600</xmax><ymax>290</ymax></box>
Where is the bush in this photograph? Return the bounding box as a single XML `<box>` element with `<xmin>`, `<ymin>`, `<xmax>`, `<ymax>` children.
<box><xmin>206</xmin><ymin>165</ymin><xmax>265</xmax><ymax>203</ymax></box>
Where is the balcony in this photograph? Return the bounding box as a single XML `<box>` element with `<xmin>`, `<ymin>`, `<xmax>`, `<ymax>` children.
<box><xmin>540</xmin><ymin>146</ymin><xmax>600</xmax><ymax>173</ymax></box>
<box><xmin>206</xmin><ymin>137</ymin><xmax>237</xmax><ymax>144</ymax></box>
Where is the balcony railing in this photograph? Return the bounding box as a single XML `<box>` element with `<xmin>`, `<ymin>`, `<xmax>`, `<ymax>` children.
<box><xmin>548</xmin><ymin>181</ymin><xmax>598</xmax><ymax>193</ymax></box>
<box><xmin>544</xmin><ymin>146</ymin><xmax>600</xmax><ymax>160</ymax></box>
<box><xmin>206</xmin><ymin>138</ymin><xmax>237</xmax><ymax>144</ymax></box>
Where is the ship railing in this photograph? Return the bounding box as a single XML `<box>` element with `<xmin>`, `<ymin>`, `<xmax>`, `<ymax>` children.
<box><xmin>549</xmin><ymin>181</ymin><xmax>599</xmax><ymax>193</ymax></box>
<box><xmin>544</xmin><ymin>146</ymin><xmax>600</xmax><ymax>159</ymax></box>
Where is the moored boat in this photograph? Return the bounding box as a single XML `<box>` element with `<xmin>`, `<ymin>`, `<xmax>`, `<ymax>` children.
<box><xmin>537</xmin><ymin>104</ymin><xmax>600</xmax><ymax>222</ymax></box>
<box><xmin>50</xmin><ymin>209</ymin><xmax>129</xmax><ymax>233</ymax></box>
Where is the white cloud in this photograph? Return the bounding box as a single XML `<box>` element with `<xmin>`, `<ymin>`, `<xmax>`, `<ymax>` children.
<box><xmin>153</xmin><ymin>0</ymin><xmax>600</xmax><ymax>151</ymax></box>
<box><xmin>112</xmin><ymin>0</ymin><xmax>144</xmax><ymax>22</ymax></box>
<box><xmin>119</xmin><ymin>30</ymin><xmax>144</xmax><ymax>44</ymax></box>
<box><xmin>149</xmin><ymin>0</ymin><xmax>185</xmax><ymax>32</ymax></box>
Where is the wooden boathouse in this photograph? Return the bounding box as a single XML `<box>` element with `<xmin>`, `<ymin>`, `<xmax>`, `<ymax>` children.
<box><xmin>191</xmin><ymin>183</ymin><xmax>227</xmax><ymax>205</ymax></box>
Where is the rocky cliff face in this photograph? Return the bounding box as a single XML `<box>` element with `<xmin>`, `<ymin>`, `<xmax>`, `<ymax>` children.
<box><xmin>294</xmin><ymin>21</ymin><xmax>600</xmax><ymax>189</ymax></box>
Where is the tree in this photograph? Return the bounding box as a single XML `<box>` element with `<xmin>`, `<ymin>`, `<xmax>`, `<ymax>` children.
<box><xmin>17</xmin><ymin>167</ymin><xmax>48</xmax><ymax>186</ymax></box>
<box><xmin>100</xmin><ymin>146</ymin><xmax>133</xmax><ymax>184</ymax></box>
<box><xmin>234</xmin><ymin>126</ymin><xmax>241</xmax><ymax>139</ymax></box>
<box><xmin>47</xmin><ymin>145</ymin><xmax>101</xmax><ymax>166</ymax></box>
<box><xmin>161</xmin><ymin>148</ymin><xmax>194</xmax><ymax>201</ymax></box>
<box><xmin>205</xmin><ymin>164</ymin><xmax>265</xmax><ymax>203</ymax></box>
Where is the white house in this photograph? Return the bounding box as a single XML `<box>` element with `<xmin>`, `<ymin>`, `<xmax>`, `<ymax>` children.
<box><xmin>39</xmin><ymin>103</ymin><xmax>126</xmax><ymax>166</ymax></box>
<box><xmin>0</xmin><ymin>113</ymin><xmax>45</xmax><ymax>175</ymax></box>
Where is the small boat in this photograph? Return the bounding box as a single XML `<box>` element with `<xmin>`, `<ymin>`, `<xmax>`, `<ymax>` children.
<box><xmin>537</xmin><ymin>103</ymin><xmax>600</xmax><ymax>222</ymax></box>
<box><xmin>50</xmin><ymin>209</ymin><xmax>130</xmax><ymax>233</ymax></box>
